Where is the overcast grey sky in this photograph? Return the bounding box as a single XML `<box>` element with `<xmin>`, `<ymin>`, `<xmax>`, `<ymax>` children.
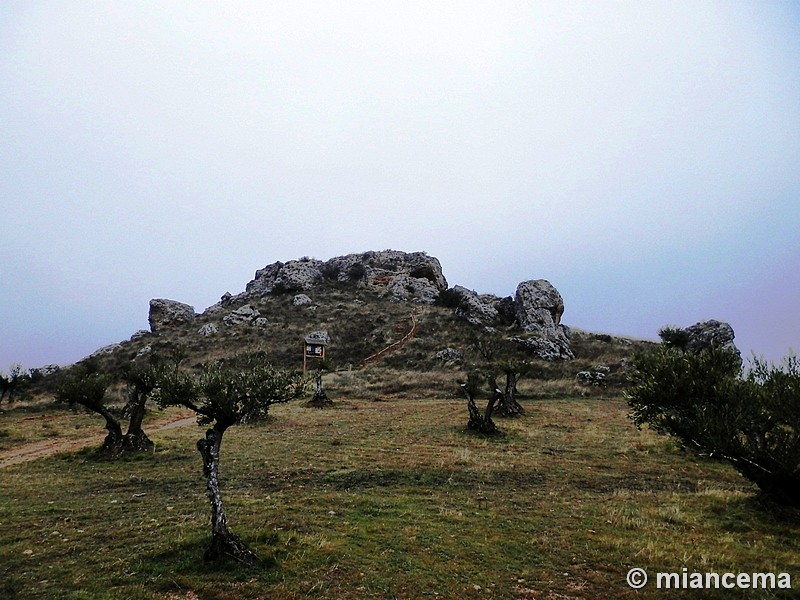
<box><xmin>1</xmin><ymin>1</ymin><xmax>798</xmax><ymax>371</ymax></box>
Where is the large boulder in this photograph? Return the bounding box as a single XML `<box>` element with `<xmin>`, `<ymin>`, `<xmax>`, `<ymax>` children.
<box><xmin>685</xmin><ymin>320</ymin><xmax>740</xmax><ymax>357</ymax></box>
<box><xmin>149</xmin><ymin>299</ymin><xmax>196</xmax><ymax>333</ymax></box>
<box><xmin>515</xmin><ymin>280</ymin><xmax>564</xmax><ymax>333</ymax></box>
<box><xmin>513</xmin><ymin>280</ymin><xmax>572</xmax><ymax>360</ymax></box>
<box><xmin>245</xmin><ymin>261</ymin><xmax>285</xmax><ymax>296</ymax></box>
<box><xmin>246</xmin><ymin>258</ymin><xmax>324</xmax><ymax>295</ymax></box>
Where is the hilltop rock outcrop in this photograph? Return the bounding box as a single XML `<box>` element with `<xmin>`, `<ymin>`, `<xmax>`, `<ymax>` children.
<box><xmin>140</xmin><ymin>252</ymin><xmax>575</xmax><ymax>363</ymax></box>
<box><xmin>149</xmin><ymin>299</ymin><xmax>196</xmax><ymax>333</ymax></box>
<box><xmin>244</xmin><ymin>250</ymin><xmax>447</xmax><ymax>304</ymax></box>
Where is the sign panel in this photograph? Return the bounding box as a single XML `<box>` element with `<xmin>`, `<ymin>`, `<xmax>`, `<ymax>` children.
<box><xmin>305</xmin><ymin>343</ymin><xmax>325</xmax><ymax>358</ymax></box>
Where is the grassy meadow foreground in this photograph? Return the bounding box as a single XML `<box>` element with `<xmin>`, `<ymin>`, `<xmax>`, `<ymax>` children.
<box><xmin>1</xmin><ymin>373</ymin><xmax>798</xmax><ymax>599</ymax></box>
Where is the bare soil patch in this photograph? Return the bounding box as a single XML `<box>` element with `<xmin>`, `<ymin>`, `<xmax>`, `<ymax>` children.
<box><xmin>0</xmin><ymin>410</ymin><xmax>196</xmax><ymax>468</ymax></box>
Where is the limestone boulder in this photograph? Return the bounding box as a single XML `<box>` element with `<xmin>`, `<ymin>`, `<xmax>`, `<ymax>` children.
<box><xmin>90</xmin><ymin>343</ymin><xmax>122</xmax><ymax>358</ymax></box>
<box><xmin>245</xmin><ymin>261</ymin><xmax>284</xmax><ymax>296</ymax></box>
<box><xmin>685</xmin><ymin>320</ymin><xmax>740</xmax><ymax>356</ymax></box>
<box><xmin>36</xmin><ymin>364</ymin><xmax>61</xmax><ymax>377</ymax></box>
<box><xmin>515</xmin><ymin>280</ymin><xmax>564</xmax><ymax>334</ymax></box>
<box><xmin>197</xmin><ymin>323</ymin><xmax>218</xmax><ymax>336</ymax></box>
<box><xmin>512</xmin><ymin>280</ymin><xmax>572</xmax><ymax>360</ymax></box>
<box><xmin>149</xmin><ymin>299</ymin><xmax>196</xmax><ymax>333</ymax></box>
<box><xmin>202</xmin><ymin>292</ymin><xmax>248</xmax><ymax>315</ymax></box>
<box><xmin>292</xmin><ymin>294</ymin><xmax>313</xmax><ymax>306</ymax></box>
<box><xmin>322</xmin><ymin>250</ymin><xmax>447</xmax><ymax>291</ymax></box>
<box><xmin>435</xmin><ymin>348</ymin><xmax>463</xmax><ymax>362</ymax></box>
<box><xmin>275</xmin><ymin>258</ymin><xmax>324</xmax><ymax>291</ymax></box>
<box><xmin>223</xmin><ymin>305</ymin><xmax>261</xmax><ymax>326</ymax></box>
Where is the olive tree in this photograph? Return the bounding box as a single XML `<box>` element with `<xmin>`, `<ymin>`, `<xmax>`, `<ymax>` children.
<box><xmin>55</xmin><ymin>362</ymin><xmax>122</xmax><ymax>454</ymax></box>
<box><xmin>459</xmin><ymin>371</ymin><xmax>502</xmax><ymax>435</ymax></box>
<box><xmin>0</xmin><ymin>364</ymin><xmax>29</xmax><ymax>404</ymax></box>
<box><xmin>470</xmin><ymin>333</ymin><xmax>532</xmax><ymax>418</ymax></box>
<box><xmin>627</xmin><ymin>335</ymin><xmax>800</xmax><ymax>507</ymax></box>
<box><xmin>119</xmin><ymin>361</ymin><xmax>162</xmax><ymax>452</ymax></box>
<box><xmin>55</xmin><ymin>359</ymin><xmax>162</xmax><ymax>455</ymax></box>
<box><xmin>154</xmin><ymin>358</ymin><xmax>307</xmax><ymax>563</ymax></box>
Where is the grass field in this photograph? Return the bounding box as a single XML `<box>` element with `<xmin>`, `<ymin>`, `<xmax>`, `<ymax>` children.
<box><xmin>1</xmin><ymin>387</ymin><xmax>798</xmax><ymax>599</ymax></box>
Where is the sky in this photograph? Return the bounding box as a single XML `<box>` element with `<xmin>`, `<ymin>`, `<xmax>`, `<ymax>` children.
<box><xmin>1</xmin><ymin>1</ymin><xmax>799</xmax><ymax>371</ymax></box>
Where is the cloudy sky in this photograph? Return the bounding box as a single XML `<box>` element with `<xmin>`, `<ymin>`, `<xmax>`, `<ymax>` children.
<box><xmin>1</xmin><ymin>1</ymin><xmax>798</xmax><ymax>370</ymax></box>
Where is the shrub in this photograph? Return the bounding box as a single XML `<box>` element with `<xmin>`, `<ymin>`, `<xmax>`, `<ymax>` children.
<box><xmin>320</xmin><ymin>262</ymin><xmax>341</xmax><ymax>280</ymax></box>
<box><xmin>627</xmin><ymin>342</ymin><xmax>800</xmax><ymax>507</ymax></box>
<box><xmin>435</xmin><ymin>288</ymin><xmax>462</xmax><ymax>309</ymax></box>
<box><xmin>347</xmin><ymin>263</ymin><xmax>367</xmax><ymax>282</ymax></box>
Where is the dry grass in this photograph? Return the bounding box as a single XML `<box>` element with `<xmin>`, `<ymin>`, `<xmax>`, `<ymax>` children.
<box><xmin>7</xmin><ymin>286</ymin><xmax>791</xmax><ymax>598</ymax></box>
<box><xmin>1</xmin><ymin>390</ymin><xmax>797</xmax><ymax>599</ymax></box>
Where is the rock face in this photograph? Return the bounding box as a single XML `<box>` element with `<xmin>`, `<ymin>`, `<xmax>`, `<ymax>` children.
<box><xmin>513</xmin><ymin>280</ymin><xmax>572</xmax><ymax>360</ymax></box>
<box><xmin>35</xmin><ymin>364</ymin><xmax>61</xmax><ymax>377</ymax></box>
<box><xmin>244</xmin><ymin>250</ymin><xmax>447</xmax><ymax>304</ymax></box>
<box><xmin>387</xmin><ymin>275</ymin><xmax>441</xmax><ymax>304</ymax></box>
<box><xmin>90</xmin><ymin>343</ymin><xmax>122</xmax><ymax>358</ymax></box>
<box><xmin>452</xmin><ymin>286</ymin><xmax>500</xmax><ymax>326</ymax></box>
<box><xmin>149</xmin><ymin>299</ymin><xmax>196</xmax><ymax>333</ymax></box>
<box><xmin>685</xmin><ymin>320</ymin><xmax>740</xmax><ymax>356</ymax></box>
<box><xmin>509</xmin><ymin>335</ymin><xmax>574</xmax><ymax>361</ymax></box>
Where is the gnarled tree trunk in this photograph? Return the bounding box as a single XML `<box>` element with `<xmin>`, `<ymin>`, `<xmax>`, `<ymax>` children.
<box><xmin>122</xmin><ymin>388</ymin><xmax>154</xmax><ymax>452</ymax></box>
<box><xmin>497</xmin><ymin>371</ymin><xmax>524</xmax><ymax>417</ymax></box>
<box><xmin>196</xmin><ymin>426</ymin><xmax>258</xmax><ymax>564</ymax></box>
<box><xmin>95</xmin><ymin>405</ymin><xmax>124</xmax><ymax>454</ymax></box>
<box><xmin>461</xmin><ymin>383</ymin><xmax>501</xmax><ymax>435</ymax></box>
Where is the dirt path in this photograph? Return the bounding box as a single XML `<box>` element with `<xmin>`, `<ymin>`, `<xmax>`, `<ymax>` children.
<box><xmin>0</xmin><ymin>411</ymin><xmax>197</xmax><ymax>469</ymax></box>
<box><xmin>362</xmin><ymin>308</ymin><xmax>424</xmax><ymax>366</ymax></box>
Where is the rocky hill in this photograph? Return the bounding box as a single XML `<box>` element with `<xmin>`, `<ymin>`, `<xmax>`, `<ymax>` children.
<box><xmin>141</xmin><ymin>250</ymin><xmax>575</xmax><ymax>362</ymax></box>
<box><xmin>54</xmin><ymin>250</ymin><xmax>657</xmax><ymax>401</ymax></box>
